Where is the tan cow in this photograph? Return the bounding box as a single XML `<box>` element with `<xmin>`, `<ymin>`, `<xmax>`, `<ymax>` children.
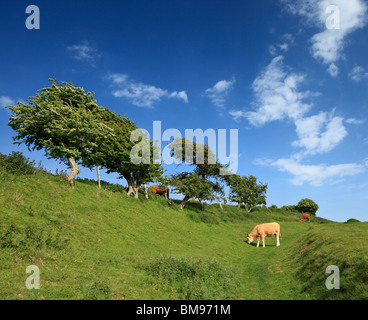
<box><xmin>247</xmin><ymin>222</ymin><xmax>281</xmax><ymax>248</ymax></box>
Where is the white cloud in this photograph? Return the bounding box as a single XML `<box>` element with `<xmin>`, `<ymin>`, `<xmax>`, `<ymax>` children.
<box><xmin>270</xmin><ymin>157</ymin><xmax>366</xmax><ymax>186</ymax></box>
<box><xmin>67</xmin><ymin>41</ymin><xmax>101</xmax><ymax>65</ymax></box>
<box><xmin>108</xmin><ymin>73</ymin><xmax>129</xmax><ymax>84</ymax></box>
<box><xmin>256</xmin><ymin>155</ymin><xmax>367</xmax><ymax>186</ymax></box>
<box><xmin>269</xmin><ymin>33</ymin><xmax>295</xmax><ymax>56</ymax></box>
<box><xmin>327</xmin><ymin>63</ymin><xmax>339</xmax><ymax>77</ymax></box>
<box><xmin>349</xmin><ymin>65</ymin><xmax>368</xmax><ymax>82</ymax></box>
<box><xmin>281</xmin><ymin>0</ymin><xmax>368</xmax><ymax>75</ymax></box>
<box><xmin>231</xmin><ymin>55</ymin><xmax>360</xmax><ymax>186</ymax></box>
<box><xmin>279</xmin><ymin>43</ymin><xmax>289</xmax><ymax>51</ymax></box>
<box><xmin>231</xmin><ymin>56</ymin><xmax>347</xmax><ymax>158</ymax></box>
<box><xmin>228</xmin><ymin>110</ymin><xmax>248</xmax><ymax>122</ymax></box>
<box><xmin>293</xmin><ymin>111</ymin><xmax>348</xmax><ymax>155</ymax></box>
<box><xmin>0</xmin><ymin>96</ymin><xmax>15</xmax><ymax>108</ymax></box>
<box><xmin>268</xmin><ymin>45</ymin><xmax>278</xmax><ymax>56</ymax></box>
<box><xmin>204</xmin><ymin>78</ymin><xmax>236</xmax><ymax>109</ymax></box>
<box><xmin>170</xmin><ymin>91</ymin><xmax>189</xmax><ymax>103</ymax></box>
<box><xmin>108</xmin><ymin>73</ymin><xmax>188</xmax><ymax>107</ymax></box>
<box><xmin>346</xmin><ymin>117</ymin><xmax>365</xmax><ymax>125</ymax></box>
<box><xmin>235</xmin><ymin>56</ymin><xmax>314</xmax><ymax>126</ymax></box>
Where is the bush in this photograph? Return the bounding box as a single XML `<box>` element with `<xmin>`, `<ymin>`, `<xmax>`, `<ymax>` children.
<box><xmin>281</xmin><ymin>205</ymin><xmax>298</xmax><ymax>212</ymax></box>
<box><xmin>0</xmin><ymin>151</ymin><xmax>35</xmax><ymax>175</ymax></box>
<box><xmin>0</xmin><ymin>224</ymin><xmax>69</xmax><ymax>250</ymax></box>
<box><xmin>296</xmin><ymin>198</ymin><xmax>319</xmax><ymax>216</ymax></box>
<box><xmin>186</xmin><ymin>211</ymin><xmax>220</xmax><ymax>224</ymax></box>
<box><xmin>346</xmin><ymin>218</ymin><xmax>360</xmax><ymax>223</ymax></box>
<box><xmin>143</xmin><ymin>255</ymin><xmax>240</xmax><ymax>299</ymax></box>
<box><xmin>84</xmin><ymin>280</ymin><xmax>112</xmax><ymax>300</ymax></box>
<box><xmin>185</xmin><ymin>205</ymin><xmax>248</xmax><ymax>224</ymax></box>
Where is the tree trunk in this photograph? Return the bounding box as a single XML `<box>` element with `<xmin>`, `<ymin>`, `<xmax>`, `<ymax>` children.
<box><xmin>97</xmin><ymin>166</ymin><xmax>101</xmax><ymax>189</ymax></box>
<box><xmin>178</xmin><ymin>196</ymin><xmax>191</xmax><ymax>210</ymax></box>
<box><xmin>67</xmin><ymin>157</ymin><xmax>79</xmax><ymax>189</ymax></box>
<box><xmin>237</xmin><ymin>202</ymin><xmax>241</xmax><ymax>208</ymax></box>
<box><xmin>219</xmin><ymin>202</ymin><xmax>223</xmax><ymax>209</ymax></box>
<box><xmin>127</xmin><ymin>185</ymin><xmax>139</xmax><ymax>198</ymax></box>
<box><xmin>165</xmin><ymin>186</ymin><xmax>170</xmax><ymax>200</ymax></box>
<box><xmin>198</xmin><ymin>197</ymin><xmax>204</xmax><ymax>210</ymax></box>
<box><xmin>134</xmin><ymin>187</ymin><xmax>139</xmax><ymax>199</ymax></box>
<box><xmin>127</xmin><ymin>185</ymin><xmax>134</xmax><ymax>197</ymax></box>
<box><xmin>144</xmin><ymin>184</ymin><xmax>148</xmax><ymax>199</ymax></box>
<box><xmin>125</xmin><ymin>174</ymin><xmax>139</xmax><ymax>199</ymax></box>
<box><xmin>244</xmin><ymin>203</ymin><xmax>251</xmax><ymax>212</ymax></box>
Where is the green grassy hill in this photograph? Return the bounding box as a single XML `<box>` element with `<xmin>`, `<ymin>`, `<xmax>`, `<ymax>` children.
<box><xmin>1</xmin><ymin>169</ymin><xmax>367</xmax><ymax>300</ymax></box>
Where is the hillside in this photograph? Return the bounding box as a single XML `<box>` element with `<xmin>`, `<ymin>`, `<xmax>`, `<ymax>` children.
<box><xmin>1</xmin><ymin>169</ymin><xmax>367</xmax><ymax>300</ymax></box>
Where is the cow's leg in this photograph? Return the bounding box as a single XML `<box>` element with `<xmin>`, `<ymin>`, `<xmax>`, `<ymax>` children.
<box><xmin>276</xmin><ymin>233</ymin><xmax>280</xmax><ymax>247</ymax></box>
<box><xmin>262</xmin><ymin>236</ymin><xmax>265</xmax><ymax>248</ymax></box>
<box><xmin>256</xmin><ymin>239</ymin><xmax>260</xmax><ymax>247</ymax></box>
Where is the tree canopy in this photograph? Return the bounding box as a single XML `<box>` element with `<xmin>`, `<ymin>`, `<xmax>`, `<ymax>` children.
<box><xmin>7</xmin><ymin>79</ymin><xmax>113</xmax><ymax>186</ymax></box>
<box><xmin>170</xmin><ymin>171</ymin><xmax>225</xmax><ymax>209</ymax></box>
<box><xmin>226</xmin><ymin>174</ymin><xmax>268</xmax><ymax>211</ymax></box>
<box><xmin>296</xmin><ymin>198</ymin><xmax>319</xmax><ymax>216</ymax></box>
<box><xmin>84</xmin><ymin>108</ymin><xmax>164</xmax><ymax>198</ymax></box>
<box><xmin>7</xmin><ymin>79</ymin><xmax>164</xmax><ymax>195</ymax></box>
<box><xmin>168</xmin><ymin>138</ymin><xmax>226</xmax><ymax>209</ymax></box>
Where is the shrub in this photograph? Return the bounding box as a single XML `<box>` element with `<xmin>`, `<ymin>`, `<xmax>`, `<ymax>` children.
<box><xmin>185</xmin><ymin>205</ymin><xmax>248</xmax><ymax>224</ymax></box>
<box><xmin>346</xmin><ymin>218</ymin><xmax>360</xmax><ymax>223</ymax></box>
<box><xmin>281</xmin><ymin>205</ymin><xmax>298</xmax><ymax>212</ymax></box>
<box><xmin>186</xmin><ymin>211</ymin><xmax>220</xmax><ymax>224</ymax></box>
<box><xmin>250</xmin><ymin>206</ymin><xmax>261</xmax><ymax>212</ymax></box>
<box><xmin>296</xmin><ymin>198</ymin><xmax>319</xmax><ymax>216</ymax></box>
<box><xmin>0</xmin><ymin>151</ymin><xmax>35</xmax><ymax>175</ymax></box>
<box><xmin>85</xmin><ymin>280</ymin><xmax>112</xmax><ymax>300</ymax></box>
<box><xmin>143</xmin><ymin>255</ymin><xmax>240</xmax><ymax>299</ymax></box>
<box><xmin>0</xmin><ymin>224</ymin><xmax>69</xmax><ymax>250</ymax></box>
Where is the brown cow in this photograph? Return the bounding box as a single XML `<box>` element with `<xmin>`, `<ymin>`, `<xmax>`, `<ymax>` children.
<box><xmin>148</xmin><ymin>185</ymin><xmax>170</xmax><ymax>200</ymax></box>
<box><xmin>300</xmin><ymin>213</ymin><xmax>310</xmax><ymax>222</ymax></box>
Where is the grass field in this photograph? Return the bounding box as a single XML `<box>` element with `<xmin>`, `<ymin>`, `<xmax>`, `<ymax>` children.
<box><xmin>1</xmin><ymin>169</ymin><xmax>367</xmax><ymax>300</ymax></box>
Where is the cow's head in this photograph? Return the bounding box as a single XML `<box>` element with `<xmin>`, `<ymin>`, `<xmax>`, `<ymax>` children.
<box><xmin>247</xmin><ymin>233</ymin><xmax>255</xmax><ymax>244</ymax></box>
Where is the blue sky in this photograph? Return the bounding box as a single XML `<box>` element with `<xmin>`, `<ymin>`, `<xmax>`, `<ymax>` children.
<box><xmin>1</xmin><ymin>0</ymin><xmax>367</xmax><ymax>222</ymax></box>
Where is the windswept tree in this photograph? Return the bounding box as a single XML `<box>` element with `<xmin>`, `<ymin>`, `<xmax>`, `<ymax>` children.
<box><xmin>170</xmin><ymin>172</ymin><xmax>224</xmax><ymax>209</ymax></box>
<box><xmin>168</xmin><ymin>138</ymin><xmax>226</xmax><ymax>209</ymax></box>
<box><xmin>119</xmin><ymin>153</ymin><xmax>164</xmax><ymax>199</ymax></box>
<box><xmin>226</xmin><ymin>174</ymin><xmax>243</xmax><ymax>208</ymax></box>
<box><xmin>7</xmin><ymin>79</ymin><xmax>113</xmax><ymax>187</ymax></box>
<box><xmin>227</xmin><ymin>174</ymin><xmax>267</xmax><ymax>212</ymax></box>
<box><xmin>91</xmin><ymin>109</ymin><xmax>164</xmax><ymax>199</ymax></box>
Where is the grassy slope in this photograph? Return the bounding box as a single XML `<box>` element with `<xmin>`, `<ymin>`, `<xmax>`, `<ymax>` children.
<box><xmin>0</xmin><ymin>171</ymin><xmax>367</xmax><ymax>300</ymax></box>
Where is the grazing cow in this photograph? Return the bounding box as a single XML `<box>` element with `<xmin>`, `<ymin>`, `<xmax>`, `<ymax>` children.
<box><xmin>247</xmin><ymin>222</ymin><xmax>281</xmax><ymax>248</ymax></box>
<box><xmin>148</xmin><ymin>185</ymin><xmax>170</xmax><ymax>200</ymax></box>
<box><xmin>300</xmin><ymin>213</ymin><xmax>310</xmax><ymax>222</ymax></box>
